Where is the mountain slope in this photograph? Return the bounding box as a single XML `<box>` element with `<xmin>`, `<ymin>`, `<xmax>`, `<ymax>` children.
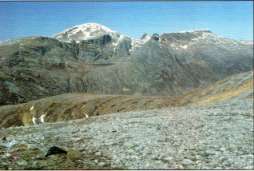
<box><xmin>177</xmin><ymin>71</ymin><xmax>253</xmax><ymax>105</ymax></box>
<box><xmin>0</xmin><ymin>71</ymin><xmax>252</xmax><ymax>128</ymax></box>
<box><xmin>0</xmin><ymin>37</ymin><xmax>91</xmax><ymax>105</ymax></box>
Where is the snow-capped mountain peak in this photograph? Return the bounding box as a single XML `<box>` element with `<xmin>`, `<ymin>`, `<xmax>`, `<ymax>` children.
<box><xmin>55</xmin><ymin>23</ymin><xmax>116</xmax><ymax>43</ymax></box>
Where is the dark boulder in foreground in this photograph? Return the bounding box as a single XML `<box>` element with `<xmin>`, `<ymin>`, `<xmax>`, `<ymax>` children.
<box><xmin>45</xmin><ymin>146</ymin><xmax>67</xmax><ymax>157</ymax></box>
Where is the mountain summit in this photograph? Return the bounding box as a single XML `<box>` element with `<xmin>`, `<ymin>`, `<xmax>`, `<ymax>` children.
<box><xmin>55</xmin><ymin>23</ymin><xmax>116</xmax><ymax>43</ymax></box>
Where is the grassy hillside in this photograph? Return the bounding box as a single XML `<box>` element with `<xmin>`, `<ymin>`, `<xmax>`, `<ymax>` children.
<box><xmin>179</xmin><ymin>71</ymin><xmax>253</xmax><ymax>105</ymax></box>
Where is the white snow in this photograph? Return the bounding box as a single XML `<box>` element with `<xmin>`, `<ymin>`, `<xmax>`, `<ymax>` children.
<box><xmin>39</xmin><ymin>114</ymin><xmax>46</xmax><ymax>123</ymax></box>
<box><xmin>4</xmin><ymin>139</ymin><xmax>17</xmax><ymax>149</ymax></box>
<box><xmin>180</xmin><ymin>45</ymin><xmax>188</xmax><ymax>49</ymax></box>
<box><xmin>54</xmin><ymin>23</ymin><xmax>251</xmax><ymax>54</ymax></box>
<box><xmin>141</xmin><ymin>34</ymin><xmax>151</xmax><ymax>42</ymax></box>
<box><xmin>169</xmin><ymin>43</ymin><xmax>189</xmax><ymax>50</ymax></box>
<box><xmin>130</xmin><ymin>35</ymin><xmax>151</xmax><ymax>52</ymax></box>
<box><xmin>240</xmin><ymin>40</ymin><xmax>253</xmax><ymax>45</ymax></box>
<box><xmin>30</xmin><ymin>106</ymin><xmax>34</xmax><ymax>111</ymax></box>
<box><xmin>112</xmin><ymin>34</ymin><xmax>125</xmax><ymax>47</ymax></box>
<box><xmin>55</xmin><ymin>23</ymin><xmax>116</xmax><ymax>43</ymax></box>
<box><xmin>32</xmin><ymin>117</ymin><xmax>37</xmax><ymax>125</ymax></box>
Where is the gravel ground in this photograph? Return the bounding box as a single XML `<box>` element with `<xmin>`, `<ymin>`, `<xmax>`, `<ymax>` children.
<box><xmin>1</xmin><ymin>99</ymin><xmax>253</xmax><ymax>169</ymax></box>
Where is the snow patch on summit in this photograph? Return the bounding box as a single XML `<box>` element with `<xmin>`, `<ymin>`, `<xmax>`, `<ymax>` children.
<box><xmin>130</xmin><ymin>34</ymin><xmax>152</xmax><ymax>52</ymax></box>
<box><xmin>55</xmin><ymin>23</ymin><xmax>116</xmax><ymax>43</ymax></box>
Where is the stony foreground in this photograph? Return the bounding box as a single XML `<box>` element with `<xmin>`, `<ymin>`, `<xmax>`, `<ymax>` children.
<box><xmin>0</xmin><ymin>99</ymin><xmax>253</xmax><ymax>169</ymax></box>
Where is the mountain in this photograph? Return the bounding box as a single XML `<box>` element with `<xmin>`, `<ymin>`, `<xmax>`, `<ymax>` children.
<box><xmin>84</xmin><ymin>30</ymin><xmax>253</xmax><ymax>95</ymax></box>
<box><xmin>55</xmin><ymin>23</ymin><xmax>116</xmax><ymax>43</ymax></box>
<box><xmin>0</xmin><ymin>23</ymin><xmax>253</xmax><ymax>170</ymax></box>
<box><xmin>55</xmin><ymin>23</ymin><xmax>132</xmax><ymax>60</ymax></box>
<box><xmin>0</xmin><ymin>23</ymin><xmax>252</xmax><ymax>105</ymax></box>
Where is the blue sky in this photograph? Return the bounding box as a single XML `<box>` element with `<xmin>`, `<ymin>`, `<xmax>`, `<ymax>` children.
<box><xmin>0</xmin><ymin>1</ymin><xmax>253</xmax><ymax>41</ymax></box>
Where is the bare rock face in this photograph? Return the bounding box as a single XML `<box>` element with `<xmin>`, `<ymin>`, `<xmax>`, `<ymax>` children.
<box><xmin>151</xmin><ymin>33</ymin><xmax>160</xmax><ymax>41</ymax></box>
